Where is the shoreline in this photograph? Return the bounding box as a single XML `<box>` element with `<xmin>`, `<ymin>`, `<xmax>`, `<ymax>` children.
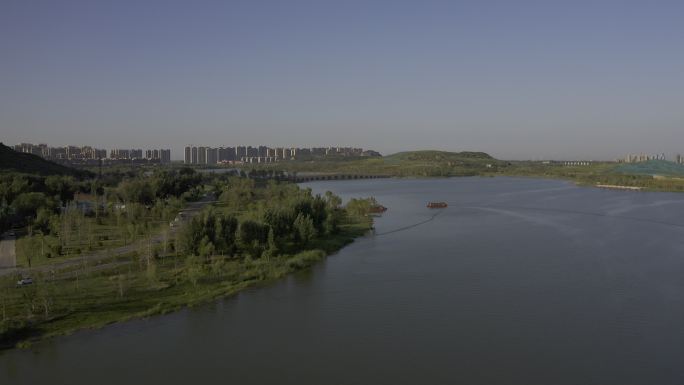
<box><xmin>595</xmin><ymin>184</ymin><xmax>642</xmax><ymax>191</ymax></box>
<box><xmin>0</xmin><ymin>216</ymin><xmax>373</xmax><ymax>351</ymax></box>
<box><xmin>2</xmin><ymin>174</ymin><xmax>680</xmax><ymax>351</ymax></box>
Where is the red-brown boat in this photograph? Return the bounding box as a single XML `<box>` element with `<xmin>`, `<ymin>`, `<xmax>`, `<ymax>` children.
<box><xmin>368</xmin><ymin>204</ymin><xmax>388</xmax><ymax>213</ymax></box>
<box><xmin>427</xmin><ymin>202</ymin><xmax>448</xmax><ymax>208</ymax></box>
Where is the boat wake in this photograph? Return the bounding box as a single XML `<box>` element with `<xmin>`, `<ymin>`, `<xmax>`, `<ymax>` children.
<box><xmin>374</xmin><ymin>210</ymin><xmax>445</xmax><ymax>236</ymax></box>
<box><xmin>467</xmin><ymin>204</ymin><xmax>684</xmax><ymax>230</ymax></box>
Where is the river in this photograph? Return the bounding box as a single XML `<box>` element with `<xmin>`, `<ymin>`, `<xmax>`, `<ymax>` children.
<box><xmin>3</xmin><ymin>177</ymin><xmax>684</xmax><ymax>385</ymax></box>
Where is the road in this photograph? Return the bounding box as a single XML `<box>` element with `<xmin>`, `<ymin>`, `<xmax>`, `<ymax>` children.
<box><xmin>0</xmin><ymin>233</ymin><xmax>17</xmax><ymax>269</ymax></box>
<box><xmin>0</xmin><ymin>196</ymin><xmax>216</xmax><ymax>278</ymax></box>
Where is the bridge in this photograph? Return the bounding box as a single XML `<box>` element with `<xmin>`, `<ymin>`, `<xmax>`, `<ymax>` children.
<box><xmin>290</xmin><ymin>174</ymin><xmax>390</xmax><ymax>183</ymax></box>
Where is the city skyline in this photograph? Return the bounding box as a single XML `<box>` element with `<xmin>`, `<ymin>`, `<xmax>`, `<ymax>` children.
<box><xmin>2</xmin><ymin>1</ymin><xmax>684</xmax><ymax>160</ymax></box>
<box><xmin>10</xmin><ymin>140</ymin><xmax>684</xmax><ymax>165</ymax></box>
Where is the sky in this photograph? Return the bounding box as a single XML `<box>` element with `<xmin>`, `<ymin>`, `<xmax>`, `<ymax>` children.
<box><xmin>1</xmin><ymin>0</ymin><xmax>683</xmax><ymax>160</ymax></box>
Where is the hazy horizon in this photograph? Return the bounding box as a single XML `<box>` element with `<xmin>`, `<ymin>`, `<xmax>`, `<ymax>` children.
<box><xmin>2</xmin><ymin>0</ymin><xmax>683</xmax><ymax>161</ymax></box>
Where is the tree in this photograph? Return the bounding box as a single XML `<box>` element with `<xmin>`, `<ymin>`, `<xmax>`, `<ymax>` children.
<box><xmin>117</xmin><ymin>179</ymin><xmax>155</xmax><ymax>205</ymax></box>
<box><xmin>236</xmin><ymin>220</ymin><xmax>268</xmax><ymax>258</ymax></box>
<box><xmin>33</xmin><ymin>207</ymin><xmax>55</xmax><ymax>234</ymax></box>
<box><xmin>310</xmin><ymin>195</ymin><xmax>328</xmax><ymax>232</ymax></box>
<box><xmin>346</xmin><ymin>197</ymin><xmax>373</xmax><ymax>217</ymax></box>
<box><xmin>215</xmin><ymin>215</ymin><xmax>238</xmax><ymax>255</ymax></box>
<box><xmin>45</xmin><ymin>175</ymin><xmax>76</xmax><ymax>205</ymax></box>
<box><xmin>323</xmin><ymin>210</ymin><xmax>342</xmax><ymax>234</ymax></box>
<box><xmin>293</xmin><ymin>213</ymin><xmax>316</xmax><ymax>246</ymax></box>
<box><xmin>324</xmin><ymin>191</ymin><xmax>342</xmax><ymax>210</ymax></box>
<box><xmin>263</xmin><ymin>227</ymin><xmax>279</xmax><ymax>259</ymax></box>
<box><xmin>180</xmin><ymin>216</ymin><xmax>204</xmax><ymax>255</ymax></box>
<box><xmin>11</xmin><ymin>192</ymin><xmax>54</xmax><ymax>219</ymax></box>
<box><xmin>263</xmin><ymin>207</ymin><xmax>293</xmax><ymax>239</ymax></box>
<box><xmin>198</xmin><ymin>236</ymin><xmax>215</xmax><ymax>261</ymax></box>
<box><xmin>185</xmin><ymin>255</ymin><xmax>203</xmax><ymax>287</ymax></box>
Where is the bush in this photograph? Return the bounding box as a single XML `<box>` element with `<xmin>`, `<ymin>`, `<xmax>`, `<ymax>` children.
<box><xmin>286</xmin><ymin>250</ymin><xmax>325</xmax><ymax>269</ymax></box>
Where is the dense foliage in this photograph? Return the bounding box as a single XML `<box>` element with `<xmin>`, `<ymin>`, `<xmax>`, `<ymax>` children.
<box><xmin>0</xmin><ymin>174</ymin><xmax>373</xmax><ymax>349</ymax></box>
<box><xmin>179</xmin><ymin>179</ymin><xmax>346</xmax><ymax>260</ymax></box>
<box><xmin>2</xmin><ymin>168</ymin><xmax>204</xmax><ymax>266</ymax></box>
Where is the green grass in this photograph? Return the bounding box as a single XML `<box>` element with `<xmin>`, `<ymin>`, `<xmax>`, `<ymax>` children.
<box><xmin>494</xmin><ymin>161</ymin><xmax>684</xmax><ymax>192</ymax></box>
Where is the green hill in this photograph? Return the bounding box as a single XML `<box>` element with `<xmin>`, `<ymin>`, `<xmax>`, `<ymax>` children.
<box><xmin>0</xmin><ymin>142</ymin><xmax>90</xmax><ymax>177</ymax></box>
<box><xmin>384</xmin><ymin>150</ymin><xmax>494</xmax><ymax>162</ymax></box>
<box><xmin>255</xmin><ymin>150</ymin><xmax>499</xmax><ymax>177</ymax></box>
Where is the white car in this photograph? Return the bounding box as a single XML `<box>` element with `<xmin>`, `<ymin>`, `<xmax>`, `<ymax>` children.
<box><xmin>17</xmin><ymin>277</ymin><xmax>33</xmax><ymax>286</ymax></box>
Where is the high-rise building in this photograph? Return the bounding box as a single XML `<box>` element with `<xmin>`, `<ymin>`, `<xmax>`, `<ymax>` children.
<box><xmin>198</xmin><ymin>147</ymin><xmax>207</xmax><ymax>164</ymax></box>
<box><xmin>206</xmin><ymin>147</ymin><xmax>217</xmax><ymax>164</ymax></box>
<box><xmin>185</xmin><ymin>146</ymin><xmax>192</xmax><ymax>164</ymax></box>
<box><xmin>110</xmin><ymin>149</ymin><xmax>130</xmax><ymax>159</ymax></box>
<box><xmin>236</xmin><ymin>146</ymin><xmax>247</xmax><ymax>159</ymax></box>
<box><xmin>67</xmin><ymin>146</ymin><xmax>82</xmax><ymax>159</ymax></box>
<box><xmin>218</xmin><ymin>147</ymin><xmax>235</xmax><ymax>162</ymax></box>
<box><xmin>191</xmin><ymin>147</ymin><xmax>198</xmax><ymax>164</ymax></box>
<box><xmin>160</xmin><ymin>149</ymin><xmax>171</xmax><ymax>163</ymax></box>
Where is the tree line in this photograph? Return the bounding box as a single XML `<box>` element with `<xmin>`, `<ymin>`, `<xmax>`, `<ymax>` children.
<box><xmin>179</xmin><ymin>178</ymin><xmax>348</xmax><ymax>260</ymax></box>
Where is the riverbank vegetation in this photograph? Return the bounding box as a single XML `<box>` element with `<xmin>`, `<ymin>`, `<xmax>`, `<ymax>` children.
<box><xmin>492</xmin><ymin>161</ymin><xmax>684</xmax><ymax>192</ymax></box>
<box><xmin>238</xmin><ymin>150</ymin><xmax>684</xmax><ymax>193</ymax></box>
<box><xmin>3</xmin><ymin>168</ymin><xmax>204</xmax><ymax>267</ymax></box>
<box><xmin>0</xmin><ymin>177</ymin><xmax>375</xmax><ymax>349</ymax></box>
<box><xmin>247</xmin><ymin>150</ymin><xmax>501</xmax><ymax>177</ymax></box>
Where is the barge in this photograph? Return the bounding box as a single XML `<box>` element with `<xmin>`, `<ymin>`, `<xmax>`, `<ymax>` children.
<box><xmin>368</xmin><ymin>204</ymin><xmax>388</xmax><ymax>213</ymax></box>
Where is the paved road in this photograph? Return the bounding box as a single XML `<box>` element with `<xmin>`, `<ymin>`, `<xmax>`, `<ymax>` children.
<box><xmin>0</xmin><ymin>197</ymin><xmax>216</xmax><ymax>278</ymax></box>
<box><xmin>0</xmin><ymin>233</ymin><xmax>17</xmax><ymax>269</ymax></box>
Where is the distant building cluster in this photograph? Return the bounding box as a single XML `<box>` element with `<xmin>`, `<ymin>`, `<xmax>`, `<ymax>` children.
<box><xmin>13</xmin><ymin>143</ymin><xmax>171</xmax><ymax>165</ymax></box>
<box><xmin>617</xmin><ymin>153</ymin><xmax>668</xmax><ymax>163</ymax></box>
<box><xmin>184</xmin><ymin>145</ymin><xmax>380</xmax><ymax>165</ymax></box>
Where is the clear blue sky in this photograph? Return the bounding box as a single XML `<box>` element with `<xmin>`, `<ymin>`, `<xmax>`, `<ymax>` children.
<box><xmin>1</xmin><ymin>0</ymin><xmax>683</xmax><ymax>160</ymax></box>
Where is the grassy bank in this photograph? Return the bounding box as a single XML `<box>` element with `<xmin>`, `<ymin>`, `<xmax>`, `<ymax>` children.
<box><xmin>492</xmin><ymin>161</ymin><xmax>684</xmax><ymax>192</ymax></box>
<box><xmin>0</xmin><ymin>215</ymin><xmax>371</xmax><ymax>350</ymax></box>
<box><xmin>241</xmin><ymin>150</ymin><xmax>684</xmax><ymax>193</ymax></box>
<box><xmin>247</xmin><ymin>150</ymin><xmax>500</xmax><ymax>177</ymax></box>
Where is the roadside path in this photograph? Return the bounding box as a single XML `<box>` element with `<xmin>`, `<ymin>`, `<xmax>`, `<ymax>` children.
<box><xmin>0</xmin><ymin>197</ymin><xmax>216</xmax><ymax>278</ymax></box>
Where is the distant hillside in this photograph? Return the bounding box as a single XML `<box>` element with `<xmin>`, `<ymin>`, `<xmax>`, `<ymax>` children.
<box><xmin>614</xmin><ymin>160</ymin><xmax>684</xmax><ymax>177</ymax></box>
<box><xmin>384</xmin><ymin>150</ymin><xmax>494</xmax><ymax>162</ymax></box>
<box><xmin>256</xmin><ymin>149</ymin><xmax>500</xmax><ymax>177</ymax></box>
<box><xmin>0</xmin><ymin>143</ymin><xmax>90</xmax><ymax>177</ymax></box>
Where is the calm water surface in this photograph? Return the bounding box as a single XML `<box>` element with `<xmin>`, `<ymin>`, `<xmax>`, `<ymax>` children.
<box><xmin>3</xmin><ymin>177</ymin><xmax>684</xmax><ymax>385</ymax></box>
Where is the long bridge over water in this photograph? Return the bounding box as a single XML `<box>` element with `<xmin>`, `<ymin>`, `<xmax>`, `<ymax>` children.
<box><xmin>291</xmin><ymin>173</ymin><xmax>390</xmax><ymax>183</ymax></box>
